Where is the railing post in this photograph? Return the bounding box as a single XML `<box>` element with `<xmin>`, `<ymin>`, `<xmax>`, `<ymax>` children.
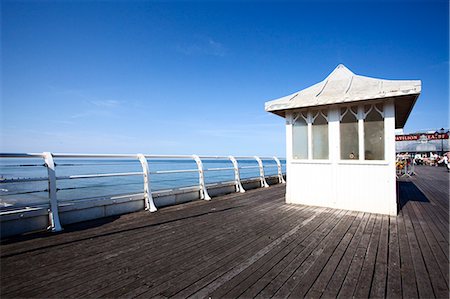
<box><xmin>229</xmin><ymin>156</ymin><xmax>245</xmax><ymax>193</ymax></box>
<box><xmin>137</xmin><ymin>154</ymin><xmax>157</xmax><ymax>212</ymax></box>
<box><xmin>254</xmin><ymin>156</ymin><xmax>269</xmax><ymax>188</ymax></box>
<box><xmin>273</xmin><ymin>156</ymin><xmax>286</xmax><ymax>184</ymax></box>
<box><xmin>410</xmin><ymin>159</ymin><xmax>415</xmax><ymax>176</ymax></box>
<box><xmin>193</xmin><ymin>155</ymin><xmax>211</xmax><ymax>200</ymax></box>
<box><xmin>43</xmin><ymin>152</ymin><xmax>63</xmax><ymax>232</ymax></box>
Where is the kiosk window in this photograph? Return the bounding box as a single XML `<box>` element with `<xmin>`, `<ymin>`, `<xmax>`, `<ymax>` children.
<box><xmin>292</xmin><ymin>116</ymin><xmax>308</xmax><ymax>159</ymax></box>
<box><xmin>312</xmin><ymin>112</ymin><xmax>329</xmax><ymax>160</ymax></box>
<box><xmin>364</xmin><ymin>105</ymin><xmax>384</xmax><ymax>160</ymax></box>
<box><xmin>340</xmin><ymin>107</ymin><xmax>359</xmax><ymax>160</ymax></box>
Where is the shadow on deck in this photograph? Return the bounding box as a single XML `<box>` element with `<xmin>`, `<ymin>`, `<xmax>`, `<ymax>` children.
<box><xmin>1</xmin><ymin>166</ymin><xmax>448</xmax><ymax>298</ymax></box>
<box><xmin>398</xmin><ymin>181</ymin><xmax>430</xmax><ymax>210</ymax></box>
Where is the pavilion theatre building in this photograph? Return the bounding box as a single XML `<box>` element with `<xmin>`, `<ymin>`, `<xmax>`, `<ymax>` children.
<box><xmin>396</xmin><ymin>130</ymin><xmax>449</xmax><ymax>154</ymax></box>
<box><xmin>265</xmin><ymin>65</ymin><xmax>421</xmax><ymax>215</ymax></box>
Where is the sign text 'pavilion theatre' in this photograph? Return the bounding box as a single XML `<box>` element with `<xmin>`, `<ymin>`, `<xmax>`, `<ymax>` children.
<box><xmin>266</xmin><ymin>65</ymin><xmax>421</xmax><ymax>215</ymax></box>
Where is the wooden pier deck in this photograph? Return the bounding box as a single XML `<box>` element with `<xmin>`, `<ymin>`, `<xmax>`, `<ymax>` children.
<box><xmin>1</xmin><ymin>166</ymin><xmax>448</xmax><ymax>298</ymax></box>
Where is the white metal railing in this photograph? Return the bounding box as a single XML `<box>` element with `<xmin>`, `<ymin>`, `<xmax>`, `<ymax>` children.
<box><xmin>0</xmin><ymin>153</ymin><xmax>286</xmax><ymax>232</ymax></box>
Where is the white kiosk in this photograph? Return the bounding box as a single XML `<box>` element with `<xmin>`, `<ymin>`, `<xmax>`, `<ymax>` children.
<box><xmin>265</xmin><ymin>65</ymin><xmax>421</xmax><ymax>215</ymax></box>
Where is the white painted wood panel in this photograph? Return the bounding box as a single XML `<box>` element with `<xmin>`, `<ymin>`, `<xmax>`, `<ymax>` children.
<box><xmin>285</xmin><ymin>102</ymin><xmax>397</xmax><ymax>216</ymax></box>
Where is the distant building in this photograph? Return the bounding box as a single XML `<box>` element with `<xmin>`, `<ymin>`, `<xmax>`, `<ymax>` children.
<box><xmin>395</xmin><ymin>130</ymin><xmax>449</xmax><ymax>154</ymax></box>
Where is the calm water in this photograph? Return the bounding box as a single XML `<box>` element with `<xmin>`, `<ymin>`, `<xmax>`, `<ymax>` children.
<box><xmin>0</xmin><ymin>158</ymin><xmax>285</xmax><ymax>209</ymax></box>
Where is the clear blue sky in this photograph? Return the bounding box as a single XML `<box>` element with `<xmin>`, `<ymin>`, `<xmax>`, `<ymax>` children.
<box><xmin>1</xmin><ymin>0</ymin><xmax>448</xmax><ymax>156</ymax></box>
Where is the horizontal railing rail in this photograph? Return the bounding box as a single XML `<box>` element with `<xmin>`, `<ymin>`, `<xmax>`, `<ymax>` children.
<box><xmin>0</xmin><ymin>152</ymin><xmax>286</xmax><ymax>233</ymax></box>
<box><xmin>56</xmin><ymin>172</ymin><xmax>144</xmax><ymax>180</ymax></box>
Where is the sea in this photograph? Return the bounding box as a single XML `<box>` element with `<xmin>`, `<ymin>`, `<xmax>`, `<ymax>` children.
<box><xmin>0</xmin><ymin>157</ymin><xmax>285</xmax><ymax>209</ymax></box>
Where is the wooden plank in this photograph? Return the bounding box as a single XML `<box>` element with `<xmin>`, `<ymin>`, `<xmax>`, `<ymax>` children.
<box><xmin>204</xmin><ymin>207</ymin><xmax>336</xmax><ymax>299</ymax></box>
<box><xmin>1</xmin><ymin>187</ymin><xmax>288</xmax><ymax>297</ymax></box>
<box><xmin>334</xmin><ymin>213</ymin><xmax>376</xmax><ymax>298</ymax></box>
<box><xmin>271</xmin><ymin>210</ymin><xmax>356</xmax><ymax>298</ymax></box>
<box><xmin>413</xmin><ymin>182</ymin><xmax>449</xmax><ymax>233</ymax></box>
<box><xmin>370</xmin><ymin>215</ymin><xmax>390</xmax><ymax>298</ymax></box>
<box><xmin>385</xmin><ymin>216</ymin><xmax>401</xmax><ymax>298</ymax></box>
<box><xmin>160</xmin><ymin>208</ymin><xmax>345</xmax><ymax>299</ymax></box>
<box><xmin>412</xmin><ymin>167</ymin><xmax>449</xmax><ymax>213</ymax></box>
<box><xmin>402</xmin><ymin>203</ymin><xmax>435</xmax><ymax>298</ymax></box>
<box><xmin>1</xmin><ymin>185</ymin><xmax>285</xmax><ymax>259</ymax></box>
<box><xmin>36</xmin><ymin>197</ymin><xmax>296</xmax><ymax>298</ymax></box>
<box><xmin>252</xmin><ymin>209</ymin><xmax>347</xmax><ymax>299</ymax></box>
<box><xmin>411</xmin><ymin>202</ymin><xmax>449</xmax><ymax>284</ymax></box>
<box><xmin>116</xmin><ymin>204</ymin><xmax>313</xmax><ymax>298</ymax></box>
<box><xmin>0</xmin><ymin>188</ymin><xmax>282</xmax><ymax>278</ymax></box>
<box><xmin>405</xmin><ymin>203</ymin><xmax>449</xmax><ymax>297</ymax></box>
<box><xmin>319</xmin><ymin>213</ymin><xmax>371</xmax><ymax>298</ymax></box>
<box><xmin>305</xmin><ymin>212</ymin><xmax>367</xmax><ymax>298</ymax></box>
<box><xmin>397</xmin><ymin>209</ymin><xmax>419</xmax><ymax>299</ymax></box>
<box><xmin>0</xmin><ymin>185</ymin><xmax>280</xmax><ymax>254</ymax></box>
<box><xmin>2</xmin><ymin>192</ymin><xmax>285</xmax><ymax>291</ymax></box>
<box><xmin>418</xmin><ymin>200</ymin><xmax>449</xmax><ymax>259</ymax></box>
<box><xmin>284</xmin><ymin>212</ymin><xmax>359</xmax><ymax>298</ymax></box>
<box><xmin>352</xmin><ymin>214</ymin><xmax>383</xmax><ymax>298</ymax></box>
<box><xmin>286</xmin><ymin>212</ymin><xmax>363</xmax><ymax>298</ymax></box>
<box><xmin>186</xmin><ymin>207</ymin><xmax>337</xmax><ymax>299</ymax></box>
<box><xmin>223</xmin><ymin>209</ymin><xmax>342</xmax><ymax>297</ymax></box>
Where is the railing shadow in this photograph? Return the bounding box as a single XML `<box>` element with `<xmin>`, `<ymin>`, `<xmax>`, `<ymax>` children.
<box><xmin>397</xmin><ymin>180</ymin><xmax>429</xmax><ymax>211</ymax></box>
<box><xmin>0</xmin><ymin>215</ymin><xmax>121</xmax><ymax>246</ymax></box>
<box><xmin>0</xmin><ymin>204</ymin><xmax>245</xmax><ymax>257</ymax></box>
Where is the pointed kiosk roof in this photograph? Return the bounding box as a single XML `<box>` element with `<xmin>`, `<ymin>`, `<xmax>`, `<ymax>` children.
<box><xmin>265</xmin><ymin>64</ymin><xmax>421</xmax><ymax>128</ymax></box>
